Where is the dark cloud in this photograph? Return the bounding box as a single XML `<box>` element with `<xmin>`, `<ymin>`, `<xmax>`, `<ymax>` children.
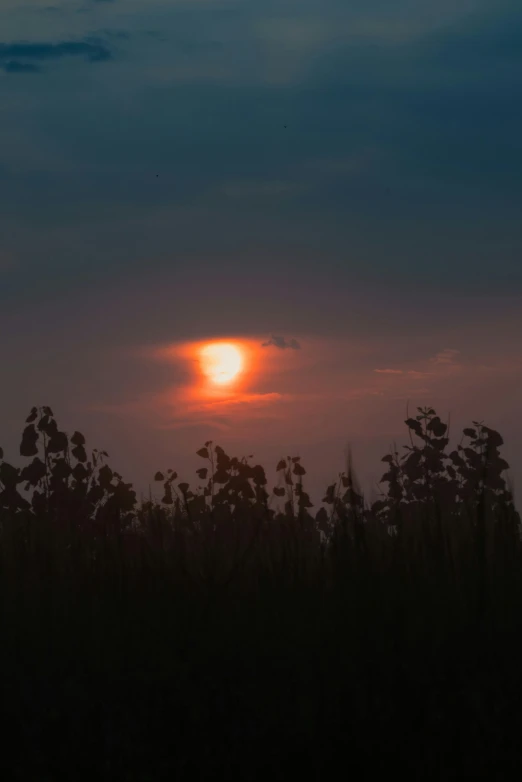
<box><xmin>262</xmin><ymin>335</ymin><xmax>301</xmax><ymax>350</ymax></box>
<box><xmin>0</xmin><ymin>40</ymin><xmax>112</xmax><ymax>72</ymax></box>
<box><xmin>1</xmin><ymin>0</ymin><xmax>522</xmax><ymax>301</ymax></box>
<box><xmin>2</xmin><ymin>60</ymin><xmax>41</xmax><ymax>74</ymax></box>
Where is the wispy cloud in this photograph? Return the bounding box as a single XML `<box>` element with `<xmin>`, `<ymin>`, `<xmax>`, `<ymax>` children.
<box><xmin>2</xmin><ymin>60</ymin><xmax>40</xmax><ymax>73</ymax></box>
<box><xmin>430</xmin><ymin>348</ymin><xmax>460</xmax><ymax>365</ymax></box>
<box><xmin>407</xmin><ymin>370</ymin><xmax>435</xmax><ymax>379</ymax></box>
<box><xmin>0</xmin><ymin>39</ymin><xmax>112</xmax><ymax>73</ymax></box>
<box><xmin>125</xmin><ymin>388</ymin><xmax>290</xmax><ymax>433</ymax></box>
<box><xmin>374</xmin><ymin>353</ymin><xmax>461</xmax><ymax>380</ymax></box>
<box><xmin>262</xmin><ymin>335</ymin><xmax>301</xmax><ymax>350</ymax></box>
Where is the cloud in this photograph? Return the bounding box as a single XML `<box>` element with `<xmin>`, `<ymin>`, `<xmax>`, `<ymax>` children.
<box><xmin>373</xmin><ymin>368</ymin><xmax>403</xmax><ymax>374</ymax></box>
<box><xmin>262</xmin><ymin>335</ymin><xmax>301</xmax><ymax>350</ymax></box>
<box><xmin>407</xmin><ymin>370</ymin><xmax>435</xmax><ymax>379</ymax></box>
<box><xmin>0</xmin><ymin>39</ymin><xmax>112</xmax><ymax>73</ymax></box>
<box><xmin>93</xmin><ymin>388</ymin><xmax>289</xmax><ymax>434</ymax></box>
<box><xmin>430</xmin><ymin>348</ymin><xmax>460</xmax><ymax>365</ymax></box>
<box><xmin>2</xmin><ymin>60</ymin><xmax>40</xmax><ymax>74</ymax></box>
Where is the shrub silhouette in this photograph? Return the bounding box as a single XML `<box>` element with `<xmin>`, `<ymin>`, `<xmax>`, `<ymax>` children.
<box><xmin>2</xmin><ymin>405</ymin><xmax>136</xmax><ymax>525</ymax></box>
<box><xmin>2</xmin><ymin>404</ymin><xmax>517</xmax><ymax>537</ymax></box>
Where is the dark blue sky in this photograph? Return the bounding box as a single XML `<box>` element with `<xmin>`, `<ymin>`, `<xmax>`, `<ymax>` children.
<box><xmin>1</xmin><ymin>0</ymin><xmax>521</xmax><ymax>501</ymax></box>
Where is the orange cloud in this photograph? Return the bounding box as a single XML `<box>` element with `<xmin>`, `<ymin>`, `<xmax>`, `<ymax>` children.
<box><xmin>430</xmin><ymin>348</ymin><xmax>461</xmax><ymax>365</ymax></box>
<box><xmin>144</xmin><ymin>335</ymin><xmax>307</xmax><ymax>424</ymax></box>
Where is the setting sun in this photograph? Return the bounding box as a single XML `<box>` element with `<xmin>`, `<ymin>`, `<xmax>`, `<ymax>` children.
<box><xmin>199</xmin><ymin>342</ymin><xmax>244</xmax><ymax>385</ymax></box>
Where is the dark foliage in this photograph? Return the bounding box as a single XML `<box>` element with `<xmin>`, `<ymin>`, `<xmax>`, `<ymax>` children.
<box><xmin>0</xmin><ymin>405</ymin><xmax>521</xmax><ymax>780</ymax></box>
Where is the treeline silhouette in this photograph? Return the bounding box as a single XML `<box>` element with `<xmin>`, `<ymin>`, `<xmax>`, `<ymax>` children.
<box><xmin>1</xmin><ymin>405</ymin><xmax>521</xmax><ymax>780</ymax></box>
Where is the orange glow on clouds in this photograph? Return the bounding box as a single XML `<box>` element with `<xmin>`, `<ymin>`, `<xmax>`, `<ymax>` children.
<box><xmin>147</xmin><ymin>334</ymin><xmax>307</xmax><ymax>429</ymax></box>
<box><xmin>155</xmin><ymin>337</ymin><xmax>262</xmax><ymax>401</ymax></box>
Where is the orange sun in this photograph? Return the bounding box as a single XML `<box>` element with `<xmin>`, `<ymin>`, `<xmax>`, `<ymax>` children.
<box><xmin>199</xmin><ymin>342</ymin><xmax>244</xmax><ymax>385</ymax></box>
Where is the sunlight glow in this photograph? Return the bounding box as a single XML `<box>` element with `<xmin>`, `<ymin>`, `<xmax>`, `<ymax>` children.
<box><xmin>199</xmin><ymin>342</ymin><xmax>244</xmax><ymax>385</ymax></box>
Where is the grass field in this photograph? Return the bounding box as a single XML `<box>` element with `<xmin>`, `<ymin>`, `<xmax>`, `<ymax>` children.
<box><xmin>0</xmin><ymin>405</ymin><xmax>521</xmax><ymax>780</ymax></box>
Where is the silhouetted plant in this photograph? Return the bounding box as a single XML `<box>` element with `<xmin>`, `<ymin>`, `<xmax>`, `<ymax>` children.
<box><xmin>1</xmin><ymin>404</ymin><xmax>519</xmax><ymax>552</ymax></box>
<box><xmin>1</xmin><ymin>406</ymin><xmax>136</xmax><ymax>535</ymax></box>
<box><xmin>370</xmin><ymin>406</ymin><xmax>518</xmax><ymax>535</ymax></box>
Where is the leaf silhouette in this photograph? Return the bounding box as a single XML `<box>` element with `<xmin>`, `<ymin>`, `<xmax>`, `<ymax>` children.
<box><xmin>161</xmin><ymin>483</ymin><xmax>174</xmax><ymax>505</ymax></box>
<box><xmin>427</xmin><ymin>416</ymin><xmax>447</xmax><ymax>437</ymax></box>
<box><xmin>0</xmin><ymin>462</ymin><xmax>19</xmax><ymax>488</ymax></box>
<box><xmin>196</xmin><ymin>447</ymin><xmax>209</xmax><ymax>459</ymax></box>
<box><xmin>52</xmin><ymin>458</ymin><xmax>71</xmax><ymax>480</ymax></box>
<box><xmin>298</xmin><ymin>491</ymin><xmax>313</xmax><ymax>509</ymax></box>
<box><xmin>98</xmin><ymin>465</ymin><xmax>113</xmax><ymax>489</ymax></box>
<box><xmin>240</xmin><ymin>480</ymin><xmax>255</xmax><ymax>499</ymax></box>
<box><xmin>48</xmin><ymin>431</ymin><xmax>68</xmax><ymax>453</ymax></box>
<box><xmin>483</xmin><ymin>427</ymin><xmax>503</xmax><ymax>448</ymax></box>
<box><xmin>215</xmin><ymin>446</ymin><xmax>231</xmax><ymax>471</ymax></box>
<box><xmin>20</xmin><ymin>425</ymin><xmax>39</xmax><ymax>457</ymax></box>
<box><xmin>71</xmin><ymin>444</ymin><xmax>87</xmax><ymax>463</ymax></box>
<box><xmin>251</xmin><ymin>465</ymin><xmax>267</xmax><ymax>486</ymax></box>
<box><xmin>20</xmin><ymin>457</ymin><xmax>47</xmax><ymax>486</ymax></box>
<box><xmin>405</xmin><ymin>418</ymin><xmax>423</xmax><ymax>437</ymax></box>
<box><xmin>70</xmin><ymin>431</ymin><xmax>86</xmax><ymax>446</ymax></box>
<box><xmin>38</xmin><ymin>416</ymin><xmax>58</xmax><ymax>436</ymax></box>
<box><xmin>322</xmin><ymin>484</ymin><xmax>336</xmax><ymax>504</ymax></box>
<box><xmin>72</xmin><ymin>463</ymin><xmax>89</xmax><ymax>482</ymax></box>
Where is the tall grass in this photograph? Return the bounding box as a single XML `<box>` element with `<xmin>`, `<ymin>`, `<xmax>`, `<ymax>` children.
<box><xmin>0</xmin><ymin>405</ymin><xmax>521</xmax><ymax>780</ymax></box>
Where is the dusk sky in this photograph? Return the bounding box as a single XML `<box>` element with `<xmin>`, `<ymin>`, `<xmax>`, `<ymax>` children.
<box><xmin>1</xmin><ymin>0</ymin><xmax>521</xmax><ymax>505</ymax></box>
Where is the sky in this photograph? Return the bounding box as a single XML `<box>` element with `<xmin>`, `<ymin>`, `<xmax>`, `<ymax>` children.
<box><xmin>1</xmin><ymin>0</ymin><xmax>521</xmax><ymax>505</ymax></box>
